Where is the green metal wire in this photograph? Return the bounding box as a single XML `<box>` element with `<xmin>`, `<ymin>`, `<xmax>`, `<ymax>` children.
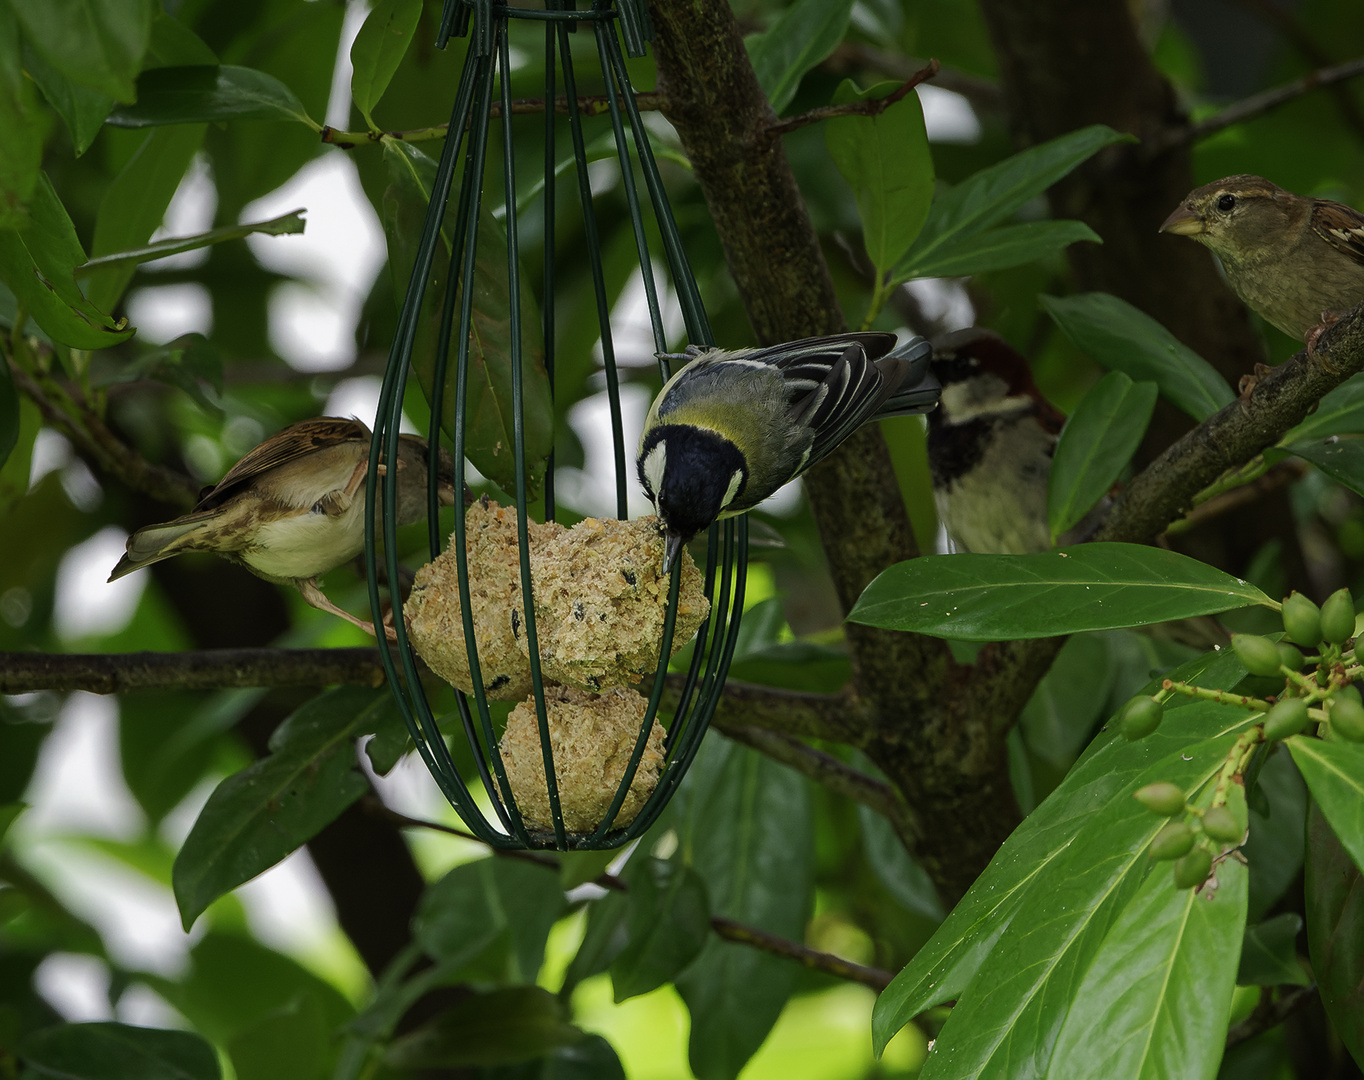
<box><xmin>367</xmin><ymin>0</ymin><xmax>748</xmax><ymax>851</ymax></box>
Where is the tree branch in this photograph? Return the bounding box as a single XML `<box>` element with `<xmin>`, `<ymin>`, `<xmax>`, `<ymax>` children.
<box><xmin>319</xmin><ymin>91</ymin><xmax>669</xmax><ymax>149</ymax></box>
<box><xmin>1148</xmin><ymin>56</ymin><xmax>1364</xmax><ymax>156</ymax></box>
<box><xmin>0</xmin><ymin>648</ymin><xmax>389</xmax><ymax>695</ymax></box>
<box><xmin>1098</xmin><ymin>304</ymin><xmax>1364</xmax><ymax>544</ymax></box>
<box><xmin>1224</xmin><ymin>984</ymin><xmax>1319</xmax><ymax>1050</ymax></box>
<box><xmin>8</xmin><ymin>358</ymin><xmax>200</xmax><ymax>511</ymax></box>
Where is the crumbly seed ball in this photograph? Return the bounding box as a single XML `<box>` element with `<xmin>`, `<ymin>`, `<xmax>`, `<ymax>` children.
<box><xmin>516</xmin><ymin>515</ymin><xmax>709</xmax><ymax>691</ymax></box>
<box><xmin>501</xmin><ymin>685</ymin><xmax>665</xmax><ymax>833</ymax></box>
<box><xmin>405</xmin><ymin>497</ymin><xmax>564</xmax><ymax>700</ymax></box>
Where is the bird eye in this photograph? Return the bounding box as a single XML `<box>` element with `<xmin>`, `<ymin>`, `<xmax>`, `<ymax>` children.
<box><xmin>1216</xmin><ymin>193</ymin><xmax>1236</xmax><ymax>212</ymax></box>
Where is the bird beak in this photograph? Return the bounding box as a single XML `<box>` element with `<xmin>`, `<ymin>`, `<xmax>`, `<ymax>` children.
<box><xmin>662</xmin><ymin>531</ymin><xmax>686</xmax><ymax>575</ymax></box>
<box><xmin>1159</xmin><ymin>204</ymin><xmax>1205</xmax><ymax>236</ymax></box>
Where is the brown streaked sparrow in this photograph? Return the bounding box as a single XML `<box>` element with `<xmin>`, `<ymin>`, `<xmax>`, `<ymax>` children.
<box><xmin>109</xmin><ymin>417</ymin><xmax>458</xmax><ymax>637</ymax></box>
<box><xmin>926</xmin><ymin>329</ymin><xmax>1067</xmax><ymax>554</ymax></box>
<box><xmin>1160</xmin><ymin>175</ymin><xmax>1364</xmax><ymax>350</ymax></box>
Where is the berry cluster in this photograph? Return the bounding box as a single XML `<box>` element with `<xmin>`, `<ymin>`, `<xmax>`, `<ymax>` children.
<box><xmin>1113</xmin><ymin>588</ymin><xmax>1361</xmax><ymax>889</ymax></box>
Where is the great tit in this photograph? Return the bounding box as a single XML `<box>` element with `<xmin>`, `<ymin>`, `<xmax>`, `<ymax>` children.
<box><xmin>636</xmin><ymin>332</ymin><xmax>940</xmax><ymax>570</ymax></box>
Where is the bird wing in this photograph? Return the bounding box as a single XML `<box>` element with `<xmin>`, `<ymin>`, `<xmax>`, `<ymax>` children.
<box><xmin>786</xmin><ymin>341</ymin><xmax>896</xmax><ymax>473</ymax></box>
<box><xmin>1311</xmin><ymin>200</ymin><xmax>1364</xmax><ymax>267</ymax></box>
<box><xmin>196</xmin><ymin>417</ymin><xmax>370</xmax><ymax>510</ymax></box>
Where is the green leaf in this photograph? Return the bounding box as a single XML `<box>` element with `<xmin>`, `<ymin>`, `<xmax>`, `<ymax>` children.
<box><xmin>383</xmin><ymin>988</ymin><xmax>583</xmax><ymax>1070</ymax></box>
<box><xmin>143</xmin><ymin>931</ymin><xmax>354</xmax><ymax>1047</ymax></box>
<box><xmin>894</xmin><ymin>219</ymin><xmax>1099</xmax><ymax>282</ymax></box>
<box><xmin>84</xmin><ymin>124</ymin><xmax>208</xmax><ymax>312</ymax></box>
<box><xmin>1280</xmin><ymin>436</ymin><xmax>1364</xmax><ymax>500</ymax></box>
<box><xmin>1288</xmin><ymin>737</ymin><xmax>1364</xmax><ymax>872</ymax></box>
<box><xmin>171</xmin><ymin>687</ymin><xmax>387</xmax><ymax>929</ymax></box>
<box><xmin>825</xmin><ymin>79</ymin><xmax>933</xmax><ymax>276</ymax></box>
<box><xmin>85</xmin><ymin>209</ymin><xmax>307</xmax><ymax>272</ymax></box>
<box><xmin>1237</xmin><ymin>913</ymin><xmax>1310</xmax><ymax>986</ymax></box>
<box><xmin>1047</xmin><ymin>372</ymin><xmax>1157</xmax><ymax>540</ymax></box>
<box><xmin>671</xmin><ymin>737</ymin><xmax>813</xmax><ymax>1080</ymax></box>
<box><xmin>561</xmin><ymin>889</ymin><xmax>630</xmax><ymax>998</ymax></box>
<box><xmin>850</xmin><ymin>543</ymin><xmax>1274</xmax><ymax>641</ymax></box>
<box><xmin>876</xmin><ymin>716</ymin><xmax>1251</xmax><ymax>1069</ymax></box>
<box><xmin>91</xmin><ymin>333</ymin><xmax>223</xmax><ymax>417</ymax></box>
<box><xmin>382</xmin><ymin>141</ymin><xmax>553</xmax><ymax>494</ymax></box>
<box><xmin>19</xmin><ymin>1022</ymin><xmax>220</xmax><ymax>1080</ymax></box>
<box><xmin>858</xmin><ymin>803</ymin><xmax>944</xmax><ymax>921</ymax></box>
<box><xmin>1306</xmin><ymin>803</ymin><xmax>1364</xmax><ymax>1067</ymax></box>
<box><xmin>22</xmin><ymin>44</ymin><xmax>115</xmax><ymax>156</ymax></box>
<box><xmin>0</xmin><ymin>801</ymin><xmax>24</xmax><ymax>846</ymax></box>
<box><xmin>1019</xmin><ymin>633</ymin><xmax>1116</xmax><ymax>769</ymax></box>
<box><xmin>350</xmin><ymin>0</ymin><xmax>422</xmax><ymax>128</ymax></box>
<box><xmin>226</xmin><ymin>996</ymin><xmax>329</xmax><ymax>1080</ymax></box>
<box><xmin>10</xmin><ymin>0</ymin><xmax>154</xmax><ymax>103</ymax></box>
<box><xmin>107</xmin><ymin>65</ymin><xmax>316</xmax><ymax>128</ymax></box>
<box><xmin>0</xmin><ymin>4</ymin><xmax>50</xmax><ymax>229</ymax></box>
<box><xmin>0</xmin><ymin>173</ymin><xmax>135</xmax><ymax>350</ymax></box>
<box><xmin>610</xmin><ymin>856</ymin><xmax>710</xmax><ymax>1002</ymax></box>
<box><xmin>1047</xmin><ymin>857</ymin><xmax>1247</xmax><ymax>1080</ymax></box>
<box><xmin>1244</xmin><ymin>746</ymin><xmax>1308</xmax><ymax>921</ymax></box>
<box><xmin>0</xmin><ymin>346</ymin><xmax>17</xmax><ymax>469</ymax></box>
<box><xmin>1041</xmin><ymin>292</ymin><xmax>1234</xmax><ymax>422</ymax></box>
<box><xmin>893</xmin><ymin>124</ymin><xmax>1132</xmax><ymax>282</ymax></box>
<box><xmin>1281</xmin><ymin>374</ymin><xmax>1364</xmax><ymax>444</ymax></box>
<box><xmin>415</xmin><ymin>857</ymin><xmax>565</xmax><ymax>983</ymax></box>
<box><xmin>870</xmin><ymin>668</ymin><xmax>1251</xmax><ymax>1053</ymax></box>
<box><xmin>745</xmin><ymin>0</ymin><xmax>853</xmax><ymax>113</ymax></box>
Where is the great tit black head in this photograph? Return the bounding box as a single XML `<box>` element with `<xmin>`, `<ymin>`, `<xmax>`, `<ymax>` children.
<box><xmin>636</xmin><ymin>332</ymin><xmax>940</xmax><ymax>572</ymax></box>
<box><xmin>638</xmin><ymin>424</ymin><xmax>748</xmax><ymax>571</ymax></box>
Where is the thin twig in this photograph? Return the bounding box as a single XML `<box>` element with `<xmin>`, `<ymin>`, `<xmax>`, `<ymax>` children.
<box><xmin>320</xmin><ymin>91</ymin><xmax>669</xmax><ymax>149</ymax></box>
<box><xmin>709</xmin><ymin>916</ymin><xmax>893</xmax><ymax>992</ymax></box>
<box><xmin>1225</xmin><ymin>984</ymin><xmax>1319</xmax><ymax>1049</ymax></box>
<box><xmin>367</xmin><ymin>798</ymin><xmax>895</xmax><ymax>992</ymax></box>
<box><xmin>718</xmin><ymin>724</ymin><xmax>920</xmax><ymax>843</ymax></box>
<box><xmin>1149</xmin><ymin>56</ymin><xmax>1364</xmax><ymax>156</ymax></box>
<box><xmin>762</xmin><ymin>60</ymin><xmax>940</xmax><ymax>141</ymax></box>
<box><xmin>823</xmin><ymin>42</ymin><xmax>1002</xmax><ymax>114</ymax></box>
<box><xmin>1164</xmin><ymin>459</ymin><xmax>1308</xmax><ymax>536</ymax></box>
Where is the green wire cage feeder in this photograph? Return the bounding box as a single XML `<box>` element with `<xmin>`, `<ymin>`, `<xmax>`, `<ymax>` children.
<box><xmin>365</xmin><ymin>0</ymin><xmax>748</xmax><ymax>851</ymax></box>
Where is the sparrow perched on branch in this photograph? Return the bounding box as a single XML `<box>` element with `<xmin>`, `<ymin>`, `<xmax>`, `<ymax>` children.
<box><xmin>1160</xmin><ymin>174</ymin><xmax>1364</xmax><ymax>350</ymax></box>
<box><xmin>636</xmin><ymin>332</ymin><xmax>941</xmax><ymax>570</ymax></box>
<box><xmin>109</xmin><ymin>417</ymin><xmax>458</xmax><ymax>637</ymax></box>
<box><xmin>926</xmin><ymin>329</ymin><xmax>1067</xmax><ymax>555</ymax></box>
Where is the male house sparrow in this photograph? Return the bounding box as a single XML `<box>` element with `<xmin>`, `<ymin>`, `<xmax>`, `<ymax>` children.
<box><xmin>1160</xmin><ymin>174</ymin><xmax>1364</xmax><ymax>349</ymax></box>
<box><xmin>109</xmin><ymin>417</ymin><xmax>458</xmax><ymax>637</ymax></box>
<box><xmin>926</xmin><ymin>329</ymin><xmax>1066</xmax><ymax>554</ymax></box>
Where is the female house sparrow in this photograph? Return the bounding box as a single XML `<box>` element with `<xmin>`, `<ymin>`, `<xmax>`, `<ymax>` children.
<box><xmin>109</xmin><ymin>417</ymin><xmax>458</xmax><ymax>637</ymax></box>
<box><xmin>926</xmin><ymin>329</ymin><xmax>1066</xmax><ymax>554</ymax></box>
<box><xmin>1160</xmin><ymin>175</ymin><xmax>1364</xmax><ymax>349</ymax></box>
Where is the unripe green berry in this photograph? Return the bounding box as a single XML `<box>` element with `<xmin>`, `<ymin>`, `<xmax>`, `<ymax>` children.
<box><xmin>1330</xmin><ymin>696</ymin><xmax>1364</xmax><ymax>742</ymax></box>
<box><xmin>1335</xmin><ymin>683</ymin><xmax>1362</xmax><ymax>706</ymax></box>
<box><xmin>1320</xmin><ymin>588</ymin><xmax>1357</xmax><ymax>645</ymax></box>
<box><xmin>1262</xmin><ymin>698</ymin><xmax>1310</xmax><ymax>741</ymax></box>
<box><xmin>1150</xmin><ymin>822</ymin><xmax>1196</xmax><ymax>860</ymax></box>
<box><xmin>1202</xmin><ymin>806</ymin><xmax>1243</xmax><ymax>843</ymax></box>
<box><xmin>1232</xmin><ymin>634</ymin><xmax>1284</xmax><ymax>677</ymax></box>
<box><xmin>1134</xmin><ymin>782</ymin><xmax>1187</xmax><ymax>816</ymax></box>
<box><xmin>1282</xmin><ymin>592</ymin><xmax>1323</xmax><ymax>647</ymax></box>
<box><xmin>1276</xmin><ymin>643</ymin><xmax>1306</xmax><ymax>671</ymax></box>
<box><xmin>1173</xmin><ymin>847</ymin><xmax>1214</xmax><ymax>890</ymax></box>
<box><xmin>1120</xmin><ymin>696</ymin><xmax>1164</xmax><ymax>740</ymax></box>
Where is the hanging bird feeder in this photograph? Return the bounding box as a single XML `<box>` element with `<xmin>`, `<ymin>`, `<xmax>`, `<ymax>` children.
<box><xmin>365</xmin><ymin>0</ymin><xmax>747</xmax><ymax>850</ymax></box>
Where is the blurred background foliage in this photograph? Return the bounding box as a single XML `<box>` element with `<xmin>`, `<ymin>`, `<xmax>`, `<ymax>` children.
<box><xmin>1</xmin><ymin>0</ymin><xmax>1363</xmax><ymax>1078</ymax></box>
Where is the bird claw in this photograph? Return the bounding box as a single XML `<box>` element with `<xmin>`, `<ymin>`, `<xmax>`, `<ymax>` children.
<box><xmin>1237</xmin><ymin>363</ymin><xmax>1273</xmax><ymax>407</ymax></box>
<box><xmin>1307</xmin><ymin>310</ymin><xmax>1344</xmax><ymax>366</ymax></box>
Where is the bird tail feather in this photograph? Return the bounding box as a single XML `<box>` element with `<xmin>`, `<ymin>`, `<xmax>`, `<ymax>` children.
<box><xmin>107</xmin><ymin>514</ymin><xmax>216</xmax><ymax>582</ymax></box>
<box><xmin>877</xmin><ymin>337</ymin><xmax>942</xmax><ymax>418</ymax></box>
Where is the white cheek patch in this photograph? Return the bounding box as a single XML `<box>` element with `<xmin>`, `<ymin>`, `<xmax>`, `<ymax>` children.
<box><xmin>719</xmin><ymin>468</ymin><xmax>744</xmax><ymax>511</ymax></box>
<box><xmin>642</xmin><ymin>441</ymin><xmax>668</xmax><ymax>504</ymax></box>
